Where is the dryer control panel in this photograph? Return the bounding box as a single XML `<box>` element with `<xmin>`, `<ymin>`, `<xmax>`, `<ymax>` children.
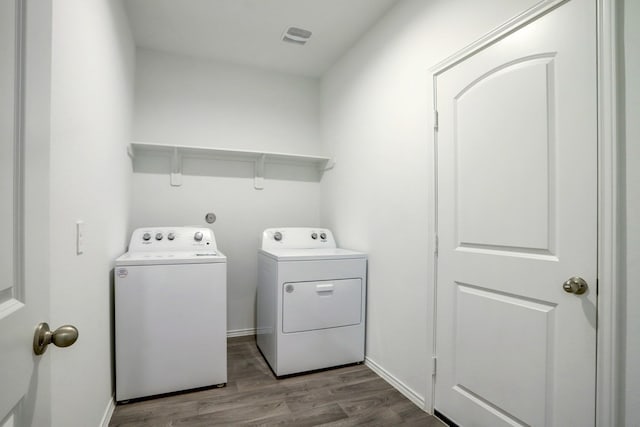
<box><xmin>128</xmin><ymin>227</ymin><xmax>218</xmax><ymax>252</ymax></box>
<box><xmin>261</xmin><ymin>227</ymin><xmax>336</xmax><ymax>250</ymax></box>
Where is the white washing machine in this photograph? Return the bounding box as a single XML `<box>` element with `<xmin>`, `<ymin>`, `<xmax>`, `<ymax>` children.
<box><xmin>256</xmin><ymin>227</ymin><xmax>367</xmax><ymax>376</ymax></box>
<box><xmin>115</xmin><ymin>227</ymin><xmax>227</xmax><ymax>402</ymax></box>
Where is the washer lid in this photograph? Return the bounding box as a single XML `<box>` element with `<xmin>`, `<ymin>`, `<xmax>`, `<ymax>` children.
<box><xmin>115</xmin><ymin>251</ymin><xmax>227</xmax><ymax>266</ymax></box>
<box><xmin>259</xmin><ymin>247</ymin><xmax>366</xmax><ymax>261</ymax></box>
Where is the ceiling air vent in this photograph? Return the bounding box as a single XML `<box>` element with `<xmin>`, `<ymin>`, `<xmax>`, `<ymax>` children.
<box><xmin>282</xmin><ymin>27</ymin><xmax>312</xmax><ymax>45</ymax></box>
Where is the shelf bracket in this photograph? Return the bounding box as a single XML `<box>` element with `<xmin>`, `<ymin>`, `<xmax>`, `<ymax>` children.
<box><xmin>170</xmin><ymin>147</ymin><xmax>182</xmax><ymax>187</ymax></box>
<box><xmin>320</xmin><ymin>158</ymin><xmax>336</xmax><ymax>172</ymax></box>
<box><xmin>254</xmin><ymin>154</ymin><xmax>266</xmax><ymax>190</ymax></box>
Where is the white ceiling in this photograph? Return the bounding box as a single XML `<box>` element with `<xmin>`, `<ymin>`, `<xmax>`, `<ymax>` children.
<box><xmin>123</xmin><ymin>0</ymin><xmax>400</xmax><ymax>77</ymax></box>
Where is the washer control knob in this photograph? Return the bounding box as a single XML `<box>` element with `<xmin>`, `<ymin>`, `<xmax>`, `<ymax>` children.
<box><xmin>194</xmin><ymin>231</ymin><xmax>203</xmax><ymax>242</ymax></box>
<box><xmin>274</xmin><ymin>231</ymin><xmax>282</xmax><ymax>241</ymax></box>
<box><xmin>311</xmin><ymin>232</ymin><xmax>318</xmax><ymax>240</ymax></box>
<box><xmin>155</xmin><ymin>233</ymin><xmax>163</xmax><ymax>241</ymax></box>
<box><xmin>167</xmin><ymin>232</ymin><xmax>175</xmax><ymax>241</ymax></box>
<box><xmin>320</xmin><ymin>232</ymin><xmax>327</xmax><ymax>240</ymax></box>
<box><xmin>142</xmin><ymin>233</ymin><xmax>151</xmax><ymax>241</ymax></box>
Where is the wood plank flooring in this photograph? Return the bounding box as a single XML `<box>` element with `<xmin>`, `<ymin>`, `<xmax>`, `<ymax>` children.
<box><xmin>109</xmin><ymin>336</ymin><xmax>445</xmax><ymax>426</ymax></box>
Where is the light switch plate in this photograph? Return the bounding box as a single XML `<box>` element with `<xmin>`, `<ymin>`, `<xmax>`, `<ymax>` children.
<box><xmin>76</xmin><ymin>220</ymin><xmax>84</xmax><ymax>255</ymax></box>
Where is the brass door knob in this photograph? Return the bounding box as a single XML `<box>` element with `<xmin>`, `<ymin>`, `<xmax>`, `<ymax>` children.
<box><xmin>562</xmin><ymin>277</ymin><xmax>588</xmax><ymax>295</ymax></box>
<box><xmin>33</xmin><ymin>322</ymin><xmax>79</xmax><ymax>355</ymax></box>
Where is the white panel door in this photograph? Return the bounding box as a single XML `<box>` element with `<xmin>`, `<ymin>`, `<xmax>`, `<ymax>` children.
<box><xmin>434</xmin><ymin>0</ymin><xmax>597</xmax><ymax>426</ymax></box>
<box><xmin>0</xmin><ymin>1</ymin><xmax>52</xmax><ymax>425</ymax></box>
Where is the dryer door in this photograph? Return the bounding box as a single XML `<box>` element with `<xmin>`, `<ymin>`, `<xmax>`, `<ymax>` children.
<box><xmin>282</xmin><ymin>279</ymin><xmax>362</xmax><ymax>333</ymax></box>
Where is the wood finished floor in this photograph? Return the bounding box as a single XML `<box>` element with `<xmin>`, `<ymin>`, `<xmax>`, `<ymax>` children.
<box><xmin>109</xmin><ymin>336</ymin><xmax>444</xmax><ymax>426</ymax></box>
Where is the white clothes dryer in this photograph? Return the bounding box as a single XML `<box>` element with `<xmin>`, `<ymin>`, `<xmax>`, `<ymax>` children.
<box><xmin>256</xmin><ymin>227</ymin><xmax>367</xmax><ymax>377</ymax></box>
<box><xmin>115</xmin><ymin>227</ymin><xmax>227</xmax><ymax>402</ymax></box>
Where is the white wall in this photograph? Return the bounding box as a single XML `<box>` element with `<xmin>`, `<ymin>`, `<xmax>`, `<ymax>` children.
<box><xmin>320</xmin><ymin>0</ymin><xmax>541</xmax><ymax>408</ymax></box>
<box><xmin>49</xmin><ymin>1</ymin><xmax>134</xmax><ymax>426</ymax></box>
<box><xmin>134</xmin><ymin>48</ymin><xmax>321</xmax><ymax>154</ymax></box>
<box><xmin>131</xmin><ymin>49</ymin><xmax>323</xmax><ymax>334</ymax></box>
<box><xmin>624</xmin><ymin>0</ymin><xmax>639</xmax><ymax>423</ymax></box>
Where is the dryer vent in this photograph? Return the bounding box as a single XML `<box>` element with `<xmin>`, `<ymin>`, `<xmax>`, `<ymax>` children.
<box><xmin>282</xmin><ymin>27</ymin><xmax>312</xmax><ymax>45</ymax></box>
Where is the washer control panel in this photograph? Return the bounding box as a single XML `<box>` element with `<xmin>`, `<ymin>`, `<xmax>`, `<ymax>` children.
<box><xmin>261</xmin><ymin>227</ymin><xmax>336</xmax><ymax>250</ymax></box>
<box><xmin>128</xmin><ymin>227</ymin><xmax>218</xmax><ymax>252</ymax></box>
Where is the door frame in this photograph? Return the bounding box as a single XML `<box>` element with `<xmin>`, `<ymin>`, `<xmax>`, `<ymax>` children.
<box><xmin>426</xmin><ymin>0</ymin><xmax>622</xmax><ymax>425</ymax></box>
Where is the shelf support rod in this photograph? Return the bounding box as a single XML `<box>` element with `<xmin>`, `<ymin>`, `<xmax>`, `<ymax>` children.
<box><xmin>254</xmin><ymin>154</ymin><xmax>266</xmax><ymax>190</ymax></box>
<box><xmin>170</xmin><ymin>147</ymin><xmax>182</xmax><ymax>187</ymax></box>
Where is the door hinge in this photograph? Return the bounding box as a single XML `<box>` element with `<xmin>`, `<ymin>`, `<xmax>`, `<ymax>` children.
<box><xmin>432</xmin><ymin>356</ymin><xmax>437</xmax><ymax>376</ymax></box>
<box><xmin>433</xmin><ymin>110</ymin><xmax>439</xmax><ymax>131</ymax></box>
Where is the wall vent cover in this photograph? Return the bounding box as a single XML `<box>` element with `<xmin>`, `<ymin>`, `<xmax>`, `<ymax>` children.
<box><xmin>282</xmin><ymin>27</ymin><xmax>312</xmax><ymax>45</ymax></box>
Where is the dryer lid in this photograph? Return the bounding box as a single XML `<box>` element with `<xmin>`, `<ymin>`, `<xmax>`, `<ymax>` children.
<box><xmin>259</xmin><ymin>247</ymin><xmax>366</xmax><ymax>261</ymax></box>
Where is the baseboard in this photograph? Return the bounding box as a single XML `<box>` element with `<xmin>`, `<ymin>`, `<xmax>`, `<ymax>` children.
<box><xmin>365</xmin><ymin>356</ymin><xmax>426</xmax><ymax>410</ymax></box>
<box><xmin>227</xmin><ymin>327</ymin><xmax>256</xmax><ymax>338</ymax></box>
<box><xmin>100</xmin><ymin>396</ymin><xmax>115</xmax><ymax>427</ymax></box>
